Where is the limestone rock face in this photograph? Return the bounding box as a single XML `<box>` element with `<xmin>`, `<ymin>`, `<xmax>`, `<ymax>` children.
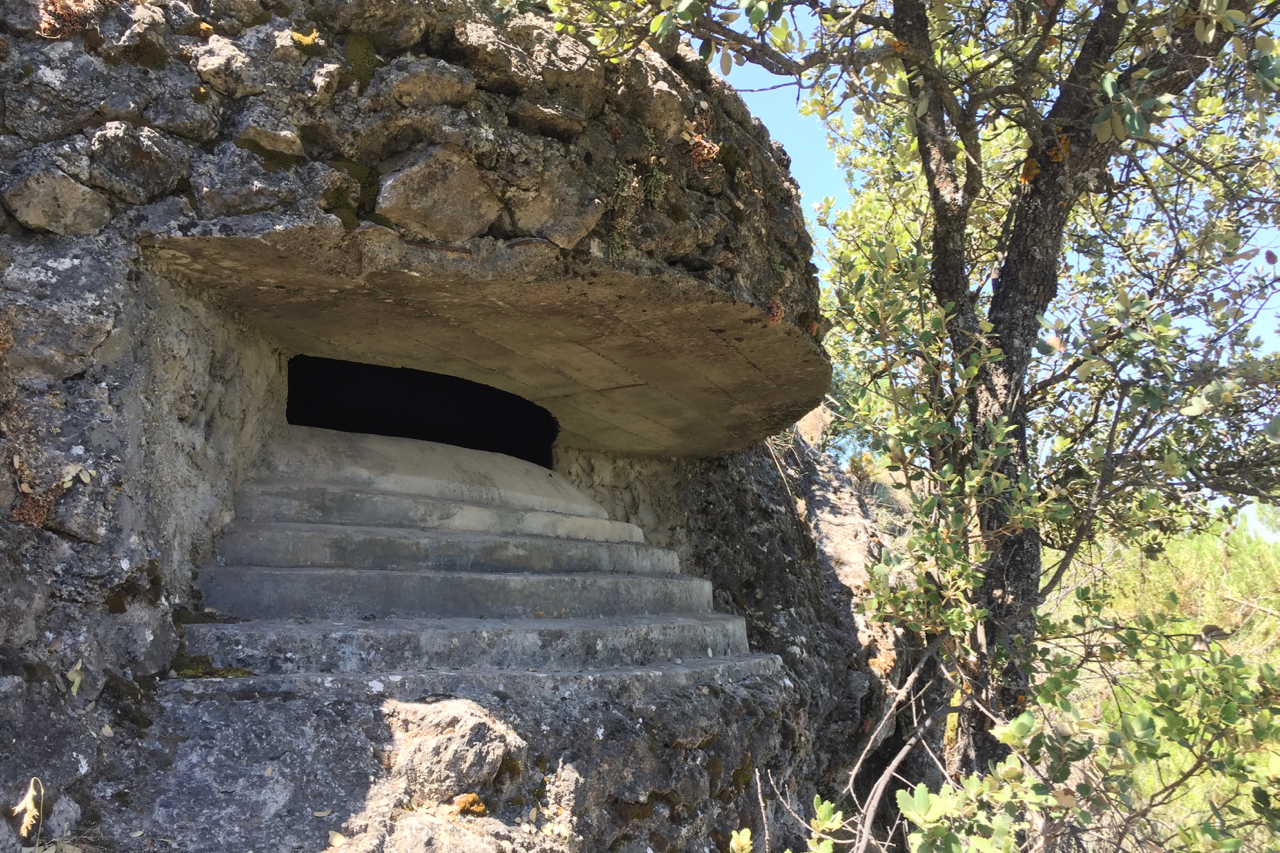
<box><xmin>389</xmin><ymin>699</ymin><xmax>529</xmax><ymax>804</ymax></box>
<box><xmin>373</xmin><ymin>56</ymin><xmax>477</xmax><ymax>107</ymax></box>
<box><xmin>193</xmin><ymin>35</ymin><xmax>264</xmax><ymax>97</ymax></box>
<box><xmin>190</xmin><ymin>143</ymin><xmax>301</xmax><ymax>217</ymax></box>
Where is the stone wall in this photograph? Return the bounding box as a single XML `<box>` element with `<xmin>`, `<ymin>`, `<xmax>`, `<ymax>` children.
<box><xmin>558</xmin><ymin>435</ymin><xmax>903</xmax><ymax>795</ymax></box>
<box><xmin>1</xmin><ymin>252</ymin><xmax>287</xmax><ymax>846</ymax></box>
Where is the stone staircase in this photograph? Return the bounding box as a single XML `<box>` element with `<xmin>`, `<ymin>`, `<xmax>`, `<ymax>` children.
<box><xmin>91</xmin><ymin>426</ymin><xmax>786</xmax><ymax>853</ymax></box>
<box><xmin>183</xmin><ymin>425</ymin><xmax>777</xmax><ymax>692</ymax></box>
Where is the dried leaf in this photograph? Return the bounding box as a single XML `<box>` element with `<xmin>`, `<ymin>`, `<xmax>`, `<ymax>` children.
<box><xmin>264</xmin><ymin>767</ymin><xmax>273</xmax><ymax>777</ymax></box>
<box><xmin>100</xmin><ymin>724</ymin><xmax>113</xmax><ymax>737</ymax></box>
<box><xmin>313</xmin><ymin>810</ymin><xmax>333</xmax><ymax>818</ymax></box>
<box><xmin>328</xmin><ymin>831</ymin><xmax>346</xmax><ymax>847</ymax></box>
<box><xmin>130</xmin><ymin>831</ymin><xmax>144</xmax><ymax>838</ymax></box>
<box><xmin>12</xmin><ymin>777</ymin><xmax>42</xmax><ymax>838</ymax></box>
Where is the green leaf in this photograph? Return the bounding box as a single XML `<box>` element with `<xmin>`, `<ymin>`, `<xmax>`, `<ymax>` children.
<box><xmin>1265</xmin><ymin>414</ymin><xmax>1280</xmax><ymax>444</ymax></box>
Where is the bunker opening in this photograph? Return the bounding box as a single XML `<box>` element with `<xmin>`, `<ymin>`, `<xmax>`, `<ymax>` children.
<box><xmin>286</xmin><ymin>355</ymin><xmax>560</xmax><ymax>468</ymax></box>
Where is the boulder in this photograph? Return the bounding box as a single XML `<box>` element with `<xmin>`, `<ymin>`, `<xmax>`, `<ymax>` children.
<box><xmin>376</xmin><ymin>148</ymin><xmax>501</xmax><ymax>242</ymax></box>
<box><xmin>88</xmin><ymin>123</ymin><xmax>192</xmax><ymax>205</ymax></box>
<box><xmin>190</xmin><ymin>144</ymin><xmax>300</xmax><ymax>218</ymax></box>
<box><xmin>373</xmin><ymin>57</ymin><xmax>476</xmax><ymax>108</ymax></box>
<box><xmin>387</xmin><ymin>699</ymin><xmax>528</xmax><ymax>803</ymax></box>
<box><xmin>193</xmin><ymin>36</ymin><xmax>264</xmax><ymax>98</ymax></box>
<box><xmin>510</xmin><ymin>155</ymin><xmax>606</xmax><ymax>249</ymax></box>
<box><xmin>1</xmin><ymin>167</ymin><xmax>112</xmax><ymax>235</ymax></box>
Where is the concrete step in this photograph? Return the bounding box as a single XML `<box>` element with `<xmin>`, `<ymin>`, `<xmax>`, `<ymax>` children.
<box><xmin>215</xmin><ymin>521</ymin><xmax>678</xmax><ymax>574</ymax></box>
<box><xmin>160</xmin><ymin>653</ymin><xmax>783</xmax><ymax>703</ymax></box>
<box><xmin>235</xmin><ymin>479</ymin><xmax>645</xmax><ymax>543</ymax></box>
<box><xmin>262</xmin><ymin>425</ymin><xmax>606</xmax><ymax>518</ymax></box>
<box><xmin>182</xmin><ymin>613</ymin><xmax>749</xmax><ymax>673</ymax></box>
<box><xmin>198</xmin><ymin>567</ymin><xmax>713</xmax><ymax>620</ymax></box>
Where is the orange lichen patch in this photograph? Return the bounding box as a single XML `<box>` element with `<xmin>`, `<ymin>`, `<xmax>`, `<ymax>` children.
<box><xmin>764</xmin><ymin>299</ymin><xmax>785</xmax><ymax>326</ymax></box>
<box><xmin>1019</xmin><ymin>157</ymin><xmax>1041</xmax><ymax>184</ymax></box>
<box><xmin>806</xmin><ymin>320</ymin><xmax>819</xmax><ymax>337</ymax></box>
<box><xmin>180</xmin><ymin>20</ymin><xmax>214</xmax><ymax>39</ymax></box>
<box><xmin>890</xmin><ymin>39</ymin><xmax>906</xmax><ymax>53</ymax></box>
<box><xmin>10</xmin><ymin>485</ymin><xmax>64</xmax><ymax>527</ymax></box>
<box><xmin>689</xmin><ymin>134</ymin><xmax>720</xmax><ymax>168</ymax></box>
<box><xmin>867</xmin><ymin>643</ymin><xmax>897</xmax><ymax>677</ymax></box>
<box><xmin>1047</xmin><ymin>134</ymin><xmax>1070</xmax><ymax>163</ymax></box>
<box><xmin>37</xmin><ymin>0</ymin><xmax>110</xmax><ymax>38</ymax></box>
<box><xmin>449</xmin><ymin>793</ymin><xmax>487</xmax><ymax>817</ymax></box>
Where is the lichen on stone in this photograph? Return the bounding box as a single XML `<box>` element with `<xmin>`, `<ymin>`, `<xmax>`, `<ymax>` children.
<box><xmin>342</xmin><ymin>32</ymin><xmax>382</xmax><ymax>91</ymax></box>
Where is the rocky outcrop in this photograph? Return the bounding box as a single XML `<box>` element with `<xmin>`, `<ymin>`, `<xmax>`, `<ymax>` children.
<box><xmin>0</xmin><ymin>0</ymin><xmax>830</xmax><ymax>457</ymax></box>
<box><xmin>0</xmin><ymin>0</ymin><xmax>900</xmax><ymax>850</ymax></box>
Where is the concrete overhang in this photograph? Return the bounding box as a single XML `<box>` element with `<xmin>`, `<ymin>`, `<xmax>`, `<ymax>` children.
<box><xmin>146</xmin><ymin>224</ymin><xmax>831</xmax><ymax>456</ymax></box>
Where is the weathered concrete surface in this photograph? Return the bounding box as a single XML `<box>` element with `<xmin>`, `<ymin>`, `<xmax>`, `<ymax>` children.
<box><xmin>198</xmin><ymin>566</ymin><xmax>715</xmax><ymax>620</ymax></box>
<box><xmin>148</xmin><ymin>232</ymin><xmax>830</xmax><ymax>455</ymax></box>
<box><xmin>181</xmin><ymin>613</ymin><xmax>751</xmax><ymax>672</ymax></box>
<box><xmin>263</xmin><ymin>426</ymin><xmax>608</xmax><ymax>517</ymax></box>
<box><xmin>234</xmin><ymin>480</ymin><xmax>645</xmax><ymax>542</ymax></box>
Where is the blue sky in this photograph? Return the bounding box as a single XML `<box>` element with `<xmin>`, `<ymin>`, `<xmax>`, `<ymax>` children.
<box><xmin>729</xmin><ymin>64</ymin><xmax>849</xmax><ymax>261</ymax></box>
<box><xmin>731</xmin><ymin>65</ymin><xmax>852</xmax><ymax>215</ymax></box>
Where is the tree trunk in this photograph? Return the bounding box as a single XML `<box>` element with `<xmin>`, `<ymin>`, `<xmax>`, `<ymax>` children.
<box><xmin>887</xmin><ymin>0</ymin><xmax>1243</xmax><ymax>781</ymax></box>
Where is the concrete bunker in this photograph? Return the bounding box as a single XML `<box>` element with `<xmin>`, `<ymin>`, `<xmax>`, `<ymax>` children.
<box><xmin>286</xmin><ymin>354</ymin><xmax>560</xmax><ymax>468</ymax></box>
<box><xmin>0</xmin><ymin>1</ymin><xmax>876</xmax><ymax>849</ymax></box>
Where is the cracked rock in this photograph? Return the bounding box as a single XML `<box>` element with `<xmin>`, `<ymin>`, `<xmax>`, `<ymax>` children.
<box><xmin>193</xmin><ymin>36</ymin><xmax>264</xmax><ymax>97</ymax></box>
<box><xmin>376</xmin><ymin>147</ymin><xmax>501</xmax><ymax>242</ymax></box>
<box><xmin>1</xmin><ymin>167</ymin><xmax>112</xmax><ymax>235</ymax></box>
<box><xmin>373</xmin><ymin>57</ymin><xmax>476</xmax><ymax>108</ymax></box>
<box><xmin>88</xmin><ymin>123</ymin><xmax>192</xmax><ymax>204</ymax></box>
<box><xmin>511</xmin><ymin>155</ymin><xmax>605</xmax><ymax>249</ymax></box>
<box><xmin>144</xmin><ymin>91</ymin><xmax>223</xmax><ymax>142</ymax></box>
<box><xmin>190</xmin><ymin>144</ymin><xmax>299</xmax><ymax>218</ymax></box>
